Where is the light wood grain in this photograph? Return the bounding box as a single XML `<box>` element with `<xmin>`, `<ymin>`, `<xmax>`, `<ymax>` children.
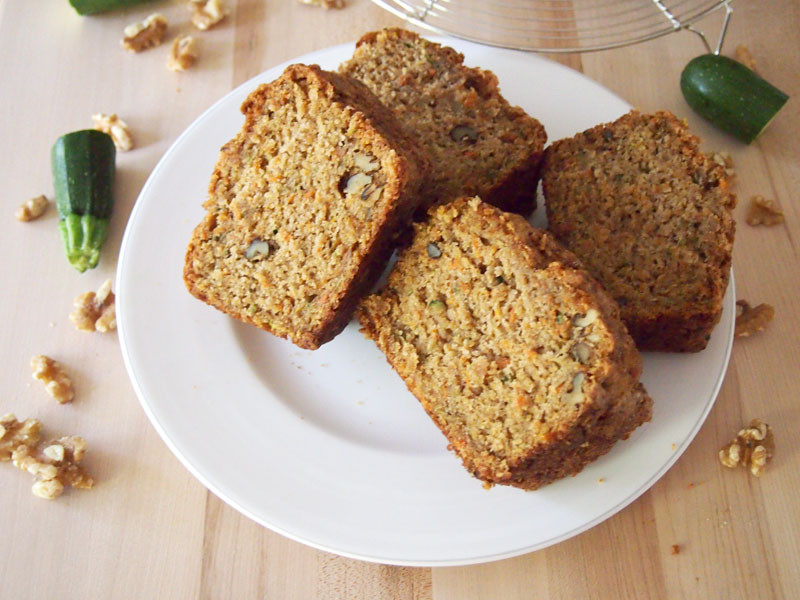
<box><xmin>1</xmin><ymin>0</ymin><xmax>798</xmax><ymax>598</ymax></box>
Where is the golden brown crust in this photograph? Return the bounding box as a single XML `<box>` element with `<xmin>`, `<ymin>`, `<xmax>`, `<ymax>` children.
<box><xmin>357</xmin><ymin>197</ymin><xmax>652</xmax><ymax>489</ymax></box>
<box><xmin>184</xmin><ymin>64</ymin><xmax>428</xmax><ymax>349</ymax></box>
<box><xmin>501</xmin><ymin>383</ymin><xmax>652</xmax><ymax>489</ymax></box>
<box><xmin>341</xmin><ymin>28</ymin><xmax>547</xmax><ymax>216</ymax></box>
<box><xmin>542</xmin><ymin>110</ymin><xmax>736</xmax><ymax>352</ymax></box>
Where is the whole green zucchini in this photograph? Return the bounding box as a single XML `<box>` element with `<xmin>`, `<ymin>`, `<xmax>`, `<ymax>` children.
<box><xmin>681</xmin><ymin>54</ymin><xmax>789</xmax><ymax>144</ymax></box>
<box><xmin>68</xmin><ymin>0</ymin><xmax>156</xmax><ymax>16</ymax></box>
<box><xmin>51</xmin><ymin>130</ymin><xmax>116</xmax><ymax>272</ymax></box>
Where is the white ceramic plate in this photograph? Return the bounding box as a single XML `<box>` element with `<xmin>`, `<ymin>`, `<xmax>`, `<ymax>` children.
<box><xmin>117</xmin><ymin>38</ymin><xmax>735</xmax><ymax>566</ymax></box>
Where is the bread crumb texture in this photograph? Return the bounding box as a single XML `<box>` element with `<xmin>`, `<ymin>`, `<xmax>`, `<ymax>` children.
<box><xmin>340</xmin><ymin>28</ymin><xmax>547</xmax><ymax>215</ymax></box>
<box><xmin>542</xmin><ymin>110</ymin><xmax>736</xmax><ymax>352</ymax></box>
<box><xmin>358</xmin><ymin>197</ymin><xmax>652</xmax><ymax>489</ymax></box>
<box><xmin>184</xmin><ymin>64</ymin><xmax>427</xmax><ymax>349</ymax></box>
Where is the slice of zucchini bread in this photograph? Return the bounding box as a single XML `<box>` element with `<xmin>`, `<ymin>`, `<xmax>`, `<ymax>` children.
<box><xmin>357</xmin><ymin>197</ymin><xmax>653</xmax><ymax>490</ymax></box>
<box><xmin>339</xmin><ymin>28</ymin><xmax>547</xmax><ymax>216</ymax></box>
<box><xmin>184</xmin><ymin>64</ymin><xmax>428</xmax><ymax>350</ymax></box>
<box><xmin>542</xmin><ymin>110</ymin><xmax>736</xmax><ymax>352</ymax></box>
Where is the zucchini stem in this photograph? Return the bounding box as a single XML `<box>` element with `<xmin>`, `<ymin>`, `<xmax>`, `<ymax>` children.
<box><xmin>58</xmin><ymin>214</ymin><xmax>109</xmax><ymax>272</ymax></box>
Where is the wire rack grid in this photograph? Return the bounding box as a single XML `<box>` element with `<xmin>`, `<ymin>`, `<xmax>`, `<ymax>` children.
<box><xmin>368</xmin><ymin>0</ymin><xmax>732</xmax><ymax>53</ymax></box>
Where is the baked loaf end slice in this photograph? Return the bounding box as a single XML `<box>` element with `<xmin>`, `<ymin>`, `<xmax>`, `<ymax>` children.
<box><xmin>357</xmin><ymin>197</ymin><xmax>653</xmax><ymax>490</ymax></box>
<box><xmin>340</xmin><ymin>28</ymin><xmax>547</xmax><ymax>216</ymax></box>
<box><xmin>542</xmin><ymin>110</ymin><xmax>736</xmax><ymax>352</ymax></box>
<box><xmin>184</xmin><ymin>64</ymin><xmax>428</xmax><ymax>350</ymax></box>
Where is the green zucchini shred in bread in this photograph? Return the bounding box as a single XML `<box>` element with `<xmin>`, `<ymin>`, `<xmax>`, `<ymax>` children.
<box><xmin>184</xmin><ymin>64</ymin><xmax>429</xmax><ymax>349</ymax></box>
<box><xmin>339</xmin><ymin>28</ymin><xmax>547</xmax><ymax>216</ymax></box>
<box><xmin>542</xmin><ymin>110</ymin><xmax>736</xmax><ymax>352</ymax></box>
<box><xmin>357</xmin><ymin>197</ymin><xmax>653</xmax><ymax>490</ymax></box>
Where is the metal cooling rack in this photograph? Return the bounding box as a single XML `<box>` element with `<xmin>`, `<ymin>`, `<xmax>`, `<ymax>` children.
<box><xmin>369</xmin><ymin>0</ymin><xmax>733</xmax><ymax>53</ymax></box>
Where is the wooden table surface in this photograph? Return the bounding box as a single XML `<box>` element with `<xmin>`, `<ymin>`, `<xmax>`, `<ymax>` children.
<box><xmin>1</xmin><ymin>1</ymin><xmax>798</xmax><ymax>598</ymax></box>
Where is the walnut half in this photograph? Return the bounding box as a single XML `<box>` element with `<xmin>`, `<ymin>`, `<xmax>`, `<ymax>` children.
<box><xmin>70</xmin><ymin>279</ymin><xmax>116</xmax><ymax>333</ymax></box>
<box><xmin>719</xmin><ymin>419</ymin><xmax>774</xmax><ymax>476</ymax></box>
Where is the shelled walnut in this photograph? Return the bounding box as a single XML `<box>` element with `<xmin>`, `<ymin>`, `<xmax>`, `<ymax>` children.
<box><xmin>92</xmin><ymin>113</ymin><xmax>133</xmax><ymax>152</ymax></box>
<box><xmin>719</xmin><ymin>419</ymin><xmax>774</xmax><ymax>477</ymax></box>
<box><xmin>30</xmin><ymin>355</ymin><xmax>74</xmax><ymax>404</ymax></box>
<box><xmin>15</xmin><ymin>195</ymin><xmax>49</xmax><ymax>222</ymax></box>
<box><xmin>189</xmin><ymin>0</ymin><xmax>227</xmax><ymax>30</ymax></box>
<box><xmin>0</xmin><ymin>414</ymin><xmax>41</xmax><ymax>461</ymax></box>
<box><xmin>168</xmin><ymin>35</ymin><xmax>197</xmax><ymax>72</ymax></box>
<box><xmin>70</xmin><ymin>279</ymin><xmax>116</xmax><ymax>333</ymax></box>
<box><xmin>121</xmin><ymin>13</ymin><xmax>168</xmax><ymax>53</ymax></box>
<box><xmin>746</xmin><ymin>195</ymin><xmax>784</xmax><ymax>227</ymax></box>
<box><xmin>12</xmin><ymin>436</ymin><xmax>94</xmax><ymax>500</ymax></box>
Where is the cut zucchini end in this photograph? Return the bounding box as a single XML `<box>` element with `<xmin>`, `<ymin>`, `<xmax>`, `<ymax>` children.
<box><xmin>740</xmin><ymin>93</ymin><xmax>789</xmax><ymax>144</ymax></box>
<box><xmin>65</xmin><ymin>250</ymin><xmax>101</xmax><ymax>273</ymax></box>
<box><xmin>59</xmin><ymin>214</ymin><xmax>109</xmax><ymax>272</ymax></box>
